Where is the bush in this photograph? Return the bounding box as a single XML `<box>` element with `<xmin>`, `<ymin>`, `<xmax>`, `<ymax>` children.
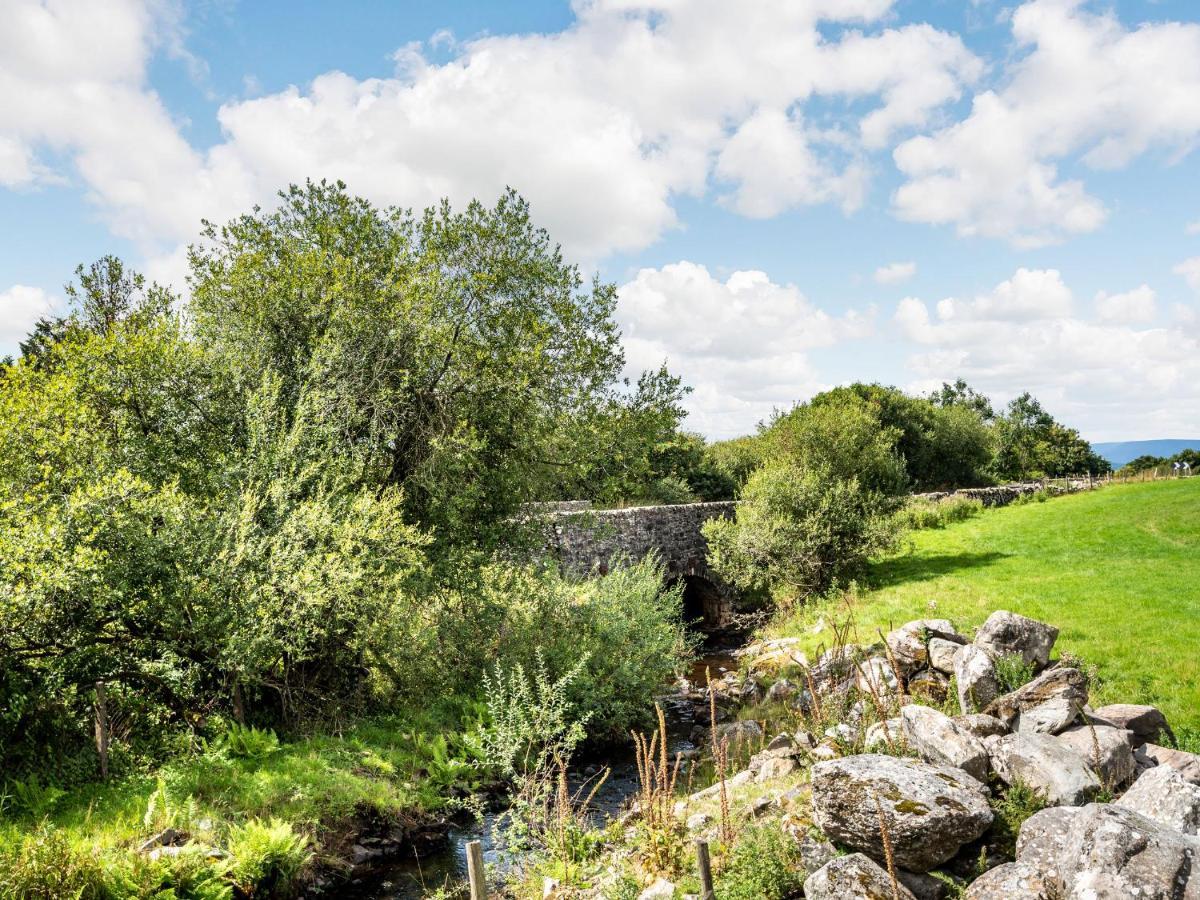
<box><xmin>704</xmin><ymin>462</ymin><xmax>902</xmax><ymax>602</ymax></box>
<box><xmin>989</xmin><ymin>780</ymin><xmax>1047</xmax><ymax>858</ymax></box>
<box><xmin>994</xmin><ymin>653</ymin><xmax>1036</xmax><ymax>694</ymax></box>
<box><xmin>225</xmin><ymin>818</ymin><xmax>312</xmax><ymax>898</ymax></box>
<box><xmin>103</xmin><ymin>847</ymin><xmax>232</xmax><ymax>900</ymax></box>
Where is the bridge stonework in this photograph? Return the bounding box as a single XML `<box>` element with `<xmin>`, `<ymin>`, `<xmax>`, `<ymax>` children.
<box><xmin>546</xmin><ymin>501</ymin><xmax>738</xmax><ymax>631</ymax></box>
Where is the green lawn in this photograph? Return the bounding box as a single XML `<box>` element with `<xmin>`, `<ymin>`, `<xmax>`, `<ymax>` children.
<box><xmin>778</xmin><ymin>478</ymin><xmax>1200</xmax><ymax>732</ymax></box>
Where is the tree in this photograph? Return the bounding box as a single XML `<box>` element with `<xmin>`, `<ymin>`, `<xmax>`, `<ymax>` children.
<box><xmin>189</xmin><ymin>182</ymin><xmax>685</xmax><ymax>556</ymax></box>
<box><xmin>991</xmin><ymin>393</ymin><xmax>1110</xmax><ymax>479</ymax></box>
<box><xmin>929</xmin><ymin>378</ymin><xmax>995</xmax><ymax>422</ymax></box>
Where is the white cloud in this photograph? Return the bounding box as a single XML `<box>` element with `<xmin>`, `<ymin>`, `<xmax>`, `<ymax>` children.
<box><xmin>0</xmin><ymin>285</ymin><xmax>59</xmax><ymax>349</ymax></box>
<box><xmin>0</xmin><ymin>0</ymin><xmax>982</xmax><ymax>262</ymax></box>
<box><xmin>895</xmin><ymin>267</ymin><xmax>1200</xmax><ymax>440</ymax></box>
<box><xmin>893</xmin><ymin>0</ymin><xmax>1200</xmax><ymax>247</ymax></box>
<box><xmin>1175</xmin><ymin>257</ymin><xmax>1200</xmax><ymax>294</ymax></box>
<box><xmin>1185</xmin><ymin>220</ymin><xmax>1200</xmax><ymax>236</ymax></box>
<box><xmin>1095</xmin><ymin>285</ymin><xmax>1156</xmax><ymax>324</ymax></box>
<box><xmin>874</xmin><ymin>261</ymin><xmax>917</xmax><ymax>284</ymax></box>
<box><xmin>617</xmin><ymin>261</ymin><xmax>873</xmax><ymax>437</ymax></box>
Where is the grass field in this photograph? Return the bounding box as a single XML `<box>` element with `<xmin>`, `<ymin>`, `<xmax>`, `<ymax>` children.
<box><xmin>777</xmin><ymin>478</ymin><xmax>1200</xmax><ymax>733</ymax></box>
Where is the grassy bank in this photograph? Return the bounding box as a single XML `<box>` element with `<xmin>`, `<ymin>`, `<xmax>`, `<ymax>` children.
<box><xmin>776</xmin><ymin>478</ymin><xmax>1200</xmax><ymax>731</ymax></box>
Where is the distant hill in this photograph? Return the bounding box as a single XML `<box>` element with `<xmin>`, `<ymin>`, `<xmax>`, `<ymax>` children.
<box><xmin>1091</xmin><ymin>439</ymin><xmax>1200</xmax><ymax>468</ymax></box>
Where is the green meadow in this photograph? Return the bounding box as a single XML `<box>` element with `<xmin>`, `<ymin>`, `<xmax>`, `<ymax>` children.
<box><xmin>779</xmin><ymin>478</ymin><xmax>1200</xmax><ymax>733</ymax></box>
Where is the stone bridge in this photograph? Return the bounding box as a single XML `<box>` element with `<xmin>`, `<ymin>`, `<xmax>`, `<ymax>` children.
<box><xmin>543</xmin><ymin>501</ymin><xmax>738</xmax><ymax>632</ymax></box>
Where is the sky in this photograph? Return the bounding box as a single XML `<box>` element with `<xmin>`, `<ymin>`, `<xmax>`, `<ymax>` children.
<box><xmin>1</xmin><ymin>0</ymin><xmax>1199</xmax><ymax>442</ymax></box>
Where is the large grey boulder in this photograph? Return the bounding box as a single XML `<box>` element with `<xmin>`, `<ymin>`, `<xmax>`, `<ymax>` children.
<box><xmin>1054</xmin><ymin>724</ymin><xmax>1136</xmax><ymax>788</ymax></box>
<box><xmin>973</xmin><ymin>610</ymin><xmax>1058</xmax><ymax>669</ymax></box>
<box><xmin>1117</xmin><ymin>763</ymin><xmax>1200</xmax><ymax>834</ymax></box>
<box><xmin>856</xmin><ymin>656</ymin><xmax>899</xmax><ymax>697</ymax></box>
<box><xmin>886</xmin><ymin>619</ymin><xmax>964</xmax><ymax>674</ymax></box>
<box><xmin>864</xmin><ymin>716</ymin><xmax>905</xmax><ymax>751</ymax></box>
<box><xmin>955</xmin><ymin>644</ymin><xmax>999</xmax><ymax>714</ymax></box>
<box><xmin>963</xmin><ymin>862</ymin><xmax>1056</xmax><ymax>899</ymax></box>
<box><xmin>803</xmin><ymin>853</ymin><xmax>917</xmax><ymax>900</ymax></box>
<box><xmin>1136</xmin><ymin>743</ymin><xmax>1200</xmax><ymax>784</ymax></box>
<box><xmin>901</xmin><ymin>704</ymin><xmax>989</xmax><ymax>782</ymax></box>
<box><xmin>989</xmin><ymin>732</ymin><xmax>1101</xmax><ymax>806</ymax></box>
<box><xmin>928</xmin><ymin>637</ymin><xmax>962</xmax><ymax>674</ymax></box>
<box><xmin>1092</xmin><ymin>703</ymin><xmax>1174</xmax><ymax>747</ymax></box>
<box><xmin>811</xmin><ymin>754</ymin><xmax>992</xmax><ymax>871</ymax></box>
<box><xmin>1053</xmin><ymin>803</ymin><xmax>1200</xmax><ymax>898</ymax></box>
<box><xmin>985</xmin><ymin>667</ymin><xmax>1087</xmax><ymax>734</ymax></box>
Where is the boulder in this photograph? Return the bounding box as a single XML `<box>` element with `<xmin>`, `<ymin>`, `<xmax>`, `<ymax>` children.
<box><xmin>1016</xmin><ymin>806</ymin><xmax>1079</xmax><ymax>874</ymax></box>
<box><xmin>973</xmin><ymin>610</ymin><xmax>1058</xmax><ymax>669</ymax></box>
<box><xmin>898</xmin><ymin>869</ymin><xmax>954</xmax><ymax>900</ymax></box>
<box><xmin>710</xmin><ymin>719</ymin><xmax>763</xmax><ymax>749</ymax></box>
<box><xmin>886</xmin><ymin>619</ymin><xmax>964</xmax><ymax>674</ymax></box>
<box><xmin>1092</xmin><ymin>703</ymin><xmax>1174</xmax><ymax>747</ymax></box>
<box><xmin>908</xmin><ymin>670</ymin><xmax>950</xmax><ymax>705</ymax></box>
<box><xmin>984</xmin><ymin>667</ymin><xmax>1087</xmax><ymax>734</ymax></box>
<box><xmin>803</xmin><ymin>853</ymin><xmax>918</xmax><ymax>900</ymax></box>
<box><xmin>685</xmin><ymin>812</ymin><xmax>712</xmax><ymax>831</ymax></box>
<box><xmin>928</xmin><ymin>637</ymin><xmax>963</xmax><ymax>674</ymax></box>
<box><xmin>955</xmin><ymin>644</ymin><xmax>998</xmax><ymax>714</ymax></box>
<box><xmin>1117</xmin><ymin>763</ymin><xmax>1200</xmax><ymax>834</ymax></box>
<box><xmin>755</xmin><ymin>755</ymin><xmax>797</xmax><ymax>782</ymax></box>
<box><xmin>811</xmin><ymin>754</ymin><xmax>992</xmax><ymax>871</ymax></box>
<box><xmin>953</xmin><ymin>713</ymin><xmax>1008</xmax><ymax>739</ymax></box>
<box><xmin>795</xmin><ymin>832</ymin><xmax>838</xmax><ymax>873</ymax></box>
<box><xmin>637</xmin><ymin>877</ymin><xmax>676</xmax><ymax>899</ymax></box>
<box><xmin>989</xmin><ymin>732</ymin><xmax>1101</xmax><ymax>806</ymax></box>
<box><xmin>1053</xmin><ymin>802</ymin><xmax>1200</xmax><ymax>899</ymax></box>
<box><xmin>901</xmin><ymin>704</ymin><xmax>989</xmax><ymax>782</ymax></box>
<box><xmin>1136</xmin><ymin>743</ymin><xmax>1200</xmax><ymax>784</ymax></box>
<box><xmin>1054</xmin><ymin>724</ymin><xmax>1136</xmax><ymax>788</ymax></box>
<box><xmin>764</xmin><ymin>678</ymin><xmax>796</xmax><ymax>703</ymax></box>
<box><xmin>963</xmin><ymin>862</ymin><xmax>1056</xmax><ymax>899</ymax></box>
<box><xmin>856</xmin><ymin>656</ymin><xmax>899</xmax><ymax>697</ymax></box>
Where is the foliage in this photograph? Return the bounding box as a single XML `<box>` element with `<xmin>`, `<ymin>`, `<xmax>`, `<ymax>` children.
<box><xmin>991</xmin><ymin>392</ymin><xmax>1110</xmax><ymax>480</ymax></box>
<box><xmin>704</xmin><ymin>461</ymin><xmax>902</xmax><ymax>602</ymax></box>
<box><xmin>704</xmin><ymin>435</ymin><xmax>764</xmax><ymax>493</ymax></box>
<box><xmin>0</xmin><ymin>826</ymin><xmax>106</xmax><ymax>900</ymax></box>
<box><xmin>103</xmin><ymin>847</ymin><xmax>232</xmax><ymax>900</ymax></box>
<box><xmin>214</xmin><ymin>725</ymin><xmax>280</xmax><ymax>760</ymax></box>
<box><xmin>993</xmin><ymin>654</ymin><xmax>1036</xmax><ymax>694</ymax></box>
<box><xmin>5</xmin><ymin>778</ymin><xmax>66</xmax><ymax>821</ymax></box>
<box><xmin>714</xmin><ymin>824</ymin><xmax>806</xmax><ymax>900</ymax></box>
<box><xmin>989</xmin><ymin>780</ymin><xmax>1047</xmax><ymax>859</ymax></box>
<box><xmin>225</xmin><ymin>818</ymin><xmax>312</xmax><ymax>898</ymax></box>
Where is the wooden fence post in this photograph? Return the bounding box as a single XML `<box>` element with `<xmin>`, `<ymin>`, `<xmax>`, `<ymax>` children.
<box><xmin>466</xmin><ymin>839</ymin><xmax>487</xmax><ymax>900</ymax></box>
<box><xmin>94</xmin><ymin>680</ymin><xmax>110</xmax><ymax>780</ymax></box>
<box><xmin>696</xmin><ymin>839</ymin><xmax>715</xmax><ymax>900</ymax></box>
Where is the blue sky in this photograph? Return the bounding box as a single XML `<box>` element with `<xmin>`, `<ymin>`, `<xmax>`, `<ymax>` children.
<box><xmin>2</xmin><ymin>0</ymin><xmax>1199</xmax><ymax>440</ymax></box>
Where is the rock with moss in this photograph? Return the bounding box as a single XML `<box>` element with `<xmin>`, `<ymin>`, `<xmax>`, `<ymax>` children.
<box><xmin>885</xmin><ymin>619</ymin><xmax>965</xmax><ymax>675</ymax></box>
<box><xmin>952</xmin><ymin>713</ymin><xmax>1008</xmax><ymax>739</ymax></box>
<box><xmin>973</xmin><ymin>610</ymin><xmax>1058</xmax><ymax>670</ymax></box>
<box><xmin>984</xmin><ymin>666</ymin><xmax>1087</xmax><ymax>734</ymax></box>
<box><xmin>1117</xmin><ymin>763</ymin><xmax>1200</xmax><ymax>834</ymax></box>
<box><xmin>989</xmin><ymin>732</ymin><xmax>1100</xmax><ymax>806</ymax></box>
<box><xmin>811</xmin><ymin>754</ymin><xmax>993</xmax><ymax>871</ymax></box>
<box><xmin>804</xmin><ymin>853</ymin><xmax>918</xmax><ymax>900</ymax></box>
<box><xmin>1016</xmin><ymin>806</ymin><xmax>1078</xmax><ymax>874</ymax></box>
<box><xmin>928</xmin><ymin>637</ymin><xmax>963</xmax><ymax>675</ymax></box>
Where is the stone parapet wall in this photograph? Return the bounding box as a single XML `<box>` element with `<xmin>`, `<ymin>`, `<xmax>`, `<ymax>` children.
<box><xmin>913</xmin><ymin>478</ymin><xmax>1097</xmax><ymax>508</ymax></box>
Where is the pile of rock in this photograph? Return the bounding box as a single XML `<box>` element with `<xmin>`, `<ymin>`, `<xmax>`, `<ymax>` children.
<box><xmin>797</xmin><ymin>609</ymin><xmax>1200</xmax><ymax>898</ymax></box>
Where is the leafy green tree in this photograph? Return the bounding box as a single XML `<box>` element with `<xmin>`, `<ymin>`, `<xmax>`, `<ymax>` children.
<box><xmin>992</xmin><ymin>393</ymin><xmax>1110</xmax><ymax>479</ymax></box>
<box><xmin>189</xmin><ymin>181</ymin><xmax>684</xmax><ymax>556</ymax></box>
<box><xmin>929</xmin><ymin>378</ymin><xmax>996</xmax><ymax>421</ymax></box>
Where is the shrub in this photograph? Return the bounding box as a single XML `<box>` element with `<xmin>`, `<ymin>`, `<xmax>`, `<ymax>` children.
<box><xmin>989</xmin><ymin>780</ymin><xmax>1047</xmax><ymax>859</ymax></box>
<box><xmin>225</xmin><ymin>818</ymin><xmax>312</xmax><ymax>898</ymax></box>
<box><xmin>215</xmin><ymin>724</ymin><xmax>280</xmax><ymax>760</ymax></box>
<box><xmin>716</xmin><ymin>825</ymin><xmax>806</xmax><ymax>899</ymax></box>
<box><xmin>704</xmin><ymin>462</ymin><xmax>902</xmax><ymax>602</ymax></box>
<box><xmin>103</xmin><ymin>847</ymin><xmax>232</xmax><ymax>900</ymax></box>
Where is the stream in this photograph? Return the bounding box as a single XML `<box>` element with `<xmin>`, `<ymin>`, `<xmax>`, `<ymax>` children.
<box><xmin>345</xmin><ymin>649</ymin><xmax>741</xmax><ymax>899</ymax></box>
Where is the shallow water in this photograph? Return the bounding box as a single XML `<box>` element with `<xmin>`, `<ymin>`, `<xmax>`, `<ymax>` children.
<box><xmin>345</xmin><ymin>648</ymin><xmax>739</xmax><ymax>899</ymax></box>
